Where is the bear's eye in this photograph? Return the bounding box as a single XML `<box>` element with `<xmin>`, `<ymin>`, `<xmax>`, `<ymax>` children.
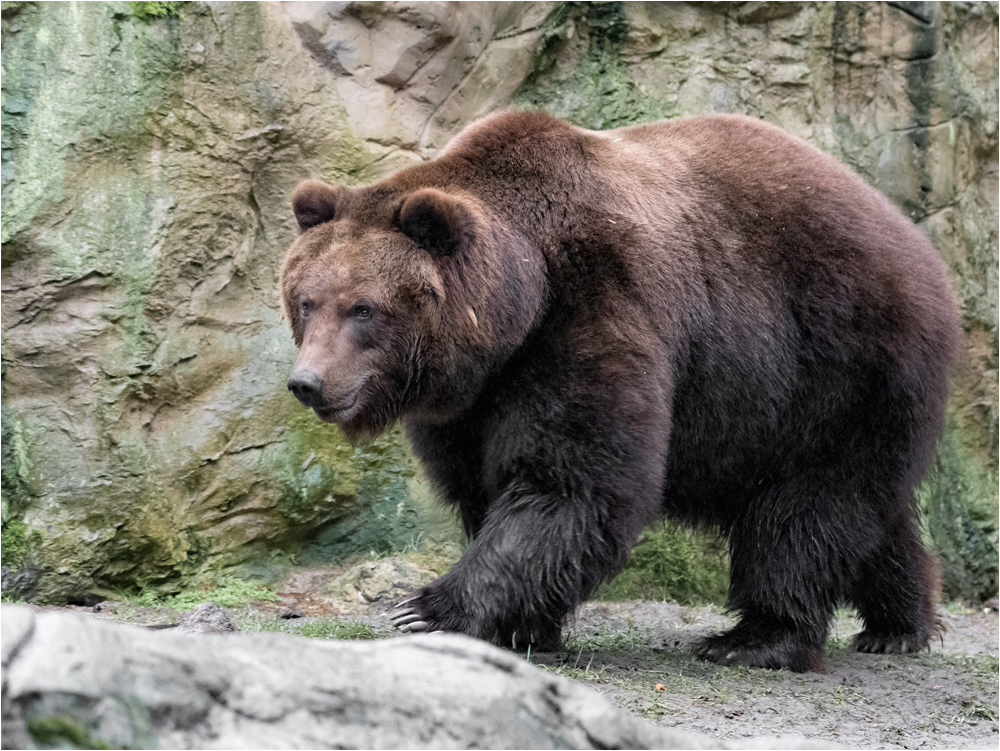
<box><xmin>353</xmin><ymin>305</ymin><xmax>372</xmax><ymax>321</ymax></box>
<box><xmin>299</xmin><ymin>300</ymin><xmax>311</xmax><ymax>319</ymax></box>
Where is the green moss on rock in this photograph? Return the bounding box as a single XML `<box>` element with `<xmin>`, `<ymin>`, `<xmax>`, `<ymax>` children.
<box><xmin>919</xmin><ymin>414</ymin><xmax>1000</xmax><ymax>602</ymax></box>
<box><xmin>274</xmin><ymin>414</ymin><xmax>435</xmax><ymax>564</ymax></box>
<box><xmin>128</xmin><ymin>1</ymin><xmax>184</xmax><ymax>21</ymax></box>
<box><xmin>27</xmin><ymin>716</ymin><xmax>112</xmax><ymax>750</ymax></box>
<box><xmin>0</xmin><ymin>409</ymin><xmax>32</xmax><ymax>523</ymax></box>
<box><xmin>1</xmin><ymin>519</ymin><xmax>42</xmax><ymax>570</ymax></box>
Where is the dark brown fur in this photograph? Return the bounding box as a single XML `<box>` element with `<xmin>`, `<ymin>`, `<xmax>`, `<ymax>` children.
<box><xmin>280</xmin><ymin>110</ymin><xmax>960</xmax><ymax>671</ymax></box>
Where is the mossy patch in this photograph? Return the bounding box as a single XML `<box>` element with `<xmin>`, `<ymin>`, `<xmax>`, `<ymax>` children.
<box><xmin>0</xmin><ymin>519</ymin><xmax>42</xmax><ymax>571</ymax></box>
<box><xmin>275</xmin><ymin>414</ymin><xmax>431</xmax><ymax>564</ymax></box>
<box><xmin>128</xmin><ymin>1</ymin><xmax>184</xmax><ymax>21</ymax></box>
<box><xmin>0</xmin><ymin>409</ymin><xmax>33</xmax><ymax>523</ymax></box>
<box><xmin>919</xmin><ymin>414</ymin><xmax>1000</xmax><ymax>602</ymax></box>
<box><xmin>27</xmin><ymin>716</ymin><xmax>112</xmax><ymax>750</ymax></box>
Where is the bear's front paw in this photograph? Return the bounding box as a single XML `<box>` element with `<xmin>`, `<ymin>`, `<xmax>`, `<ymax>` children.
<box><xmin>389</xmin><ymin>587</ymin><xmax>563</xmax><ymax>651</ymax></box>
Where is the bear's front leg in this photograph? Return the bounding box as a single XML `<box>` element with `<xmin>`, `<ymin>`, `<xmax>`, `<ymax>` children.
<box><xmin>393</xmin><ymin>377</ymin><xmax>671</xmax><ymax>649</ymax></box>
<box><xmin>392</xmin><ymin>309</ymin><xmax>673</xmax><ymax>649</ymax></box>
<box><xmin>391</xmin><ymin>553</ymin><xmax>564</xmax><ymax>652</ymax></box>
<box><xmin>390</xmin><ymin>481</ymin><xmax>647</xmax><ymax>650</ymax></box>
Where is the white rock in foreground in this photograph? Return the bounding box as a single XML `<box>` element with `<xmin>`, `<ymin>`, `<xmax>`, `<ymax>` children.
<box><xmin>1</xmin><ymin>606</ymin><xmax>831</xmax><ymax>749</ymax></box>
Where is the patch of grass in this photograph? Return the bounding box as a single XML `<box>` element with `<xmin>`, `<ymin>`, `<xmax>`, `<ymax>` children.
<box><xmin>239</xmin><ymin>613</ymin><xmax>380</xmax><ymax>640</ymax></box>
<box><xmin>952</xmin><ymin>699</ymin><xmax>999</xmax><ymax>724</ymax></box>
<box><xmin>166</xmin><ymin>577</ymin><xmax>278</xmax><ymax>609</ymax></box>
<box><xmin>596</xmin><ymin>522</ymin><xmax>730</xmax><ymax>605</ymax></box>
<box><xmin>563</xmin><ymin>622</ymin><xmax>655</xmax><ymax>654</ymax></box>
<box><xmin>536</xmin><ymin>661</ymin><xmax>606</xmax><ymax>683</ymax></box>
<box><xmin>942</xmin><ymin>600</ymin><xmax>978</xmax><ymax>615</ymax></box>
<box><xmin>955</xmin><ymin>653</ymin><xmax>1000</xmax><ymax>694</ymax></box>
<box><xmin>833</xmin><ymin>684</ymin><xmax>871</xmax><ymax>707</ymax></box>
<box><xmin>119</xmin><ymin>577</ymin><xmax>278</xmax><ymax>610</ymax></box>
<box><xmin>297</xmin><ymin>619</ymin><xmax>379</xmax><ymax>640</ymax></box>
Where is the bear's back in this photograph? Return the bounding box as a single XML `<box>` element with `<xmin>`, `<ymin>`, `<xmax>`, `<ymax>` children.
<box><xmin>587</xmin><ymin>115</ymin><xmax>958</xmax><ymax>364</ymax></box>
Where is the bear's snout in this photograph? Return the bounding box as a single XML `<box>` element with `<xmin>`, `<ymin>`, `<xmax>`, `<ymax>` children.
<box><xmin>287</xmin><ymin>368</ymin><xmax>325</xmax><ymax>409</ymax></box>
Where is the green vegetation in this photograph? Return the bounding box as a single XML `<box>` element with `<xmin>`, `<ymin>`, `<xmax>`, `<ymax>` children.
<box><xmin>919</xmin><ymin>417</ymin><xmax>1000</xmax><ymax>602</ymax></box>
<box><xmin>1</xmin><ymin>410</ymin><xmax>33</xmax><ymax>524</ymax></box>
<box><xmin>276</xmin><ymin>416</ymin><xmax>430</xmax><ymax>565</ymax></box>
<box><xmin>953</xmin><ymin>699</ymin><xmax>999</xmax><ymax>724</ymax></box>
<box><xmin>563</xmin><ymin>622</ymin><xmax>656</xmax><ymax>654</ymax></box>
<box><xmin>0</xmin><ymin>519</ymin><xmax>41</xmax><ymax>571</ymax></box>
<box><xmin>127</xmin><ymin>576</ymin><xmax>278</xmax><ymax>609</ymax></box>
<box><xmin>128</xmin><ymin>1</ymin><xmax>184</xmax><ymax>20</ymax></box>
<box><xmin>596</xmin><ymin>522</ymin><xmax>730</xmax><ymax>605</ymax></box>
<box><xmin>27</xmin><ymin>716</ymin><xmax>112</xmax><ymax>750</ymax></box>
<box><xmin>238</xmin><ymin>613</ymin><xmax>380</xmax><ymax>641</ymax></box>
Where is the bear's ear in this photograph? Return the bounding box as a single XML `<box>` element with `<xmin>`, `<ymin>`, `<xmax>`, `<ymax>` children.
<box><xmin>398</xmin><ymin>188</ymin><xmax>475</xmax><ymax>257</ymax></box>
<box><xmin>292</xmin><ymin>179</ymin><xmax>342</xmax><ymax>232</ymax></box>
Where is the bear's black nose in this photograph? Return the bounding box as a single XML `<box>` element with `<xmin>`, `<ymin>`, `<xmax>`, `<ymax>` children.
<box><xmin>287</xmin><ymin>369</ymin><xmax>324</xmax><ymax>408</ymax></box>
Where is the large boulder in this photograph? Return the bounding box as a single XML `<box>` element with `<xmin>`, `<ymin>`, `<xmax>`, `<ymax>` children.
<box><xmin>0</xmin><ymin>605</ymin><xmax>832</xmax><ymax>749</ymax></box>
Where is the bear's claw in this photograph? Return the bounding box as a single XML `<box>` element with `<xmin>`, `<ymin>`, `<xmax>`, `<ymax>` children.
<box><xmin>853</xmin><ymin>630</ymin><xmax>927</xmax><ymax>654</ymax></box>
<box><xmin>390</xmin><ymin>607</ymin><xmax>422</xmax><ymax>625</ymax></box>
<box><xmin>390</xmin><ymin>597</ymin><xmax>438</xmax><ymax>634</ymax></box>
<box><xmin>399</xmin><ymin>620</ymin><xmax>430</xmax><ymax>633</ymax></box>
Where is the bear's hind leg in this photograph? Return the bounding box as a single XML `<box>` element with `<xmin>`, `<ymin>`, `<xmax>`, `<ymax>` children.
<box><xmin>850</xmin><ymin>514</ymin><xmax>939</xmax><ymax>654</ymax></box>
<box><xmin>696</xmin><ymin>480</ymin><xmax>867</xmax><ymax>672</ymax></box>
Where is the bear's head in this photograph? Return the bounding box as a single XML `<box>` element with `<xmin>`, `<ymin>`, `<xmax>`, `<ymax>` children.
<box><xmin>281</xmin><ymin>178</ymin><xmax>506</xmax><ymax>443</ymax></box>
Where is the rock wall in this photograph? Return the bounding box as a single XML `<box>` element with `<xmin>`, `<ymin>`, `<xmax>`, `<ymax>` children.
<box><xmin>1</xmin><ymin>1</ymin><xmax>996</xmax><ymax>603</ymax></box>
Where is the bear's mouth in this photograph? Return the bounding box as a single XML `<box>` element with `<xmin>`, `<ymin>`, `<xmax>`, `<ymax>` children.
<box><xmin>313</xmin><ymin>386</ymin><xmax>362</xmax><ymax>424</ymax></box>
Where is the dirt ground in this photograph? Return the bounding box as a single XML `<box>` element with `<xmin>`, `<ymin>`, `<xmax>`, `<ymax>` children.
<box><xmin>347</xmin><ymin>598</ymin><xmax>997</xmax><ymax>749</ymax></box>
<box><xmin>539</xmin><ymin>600</ymin><xmax>999</xmax><ymax>749</ymax></box>
<box><xmin>57</xmin><ymin>557</ymin><xmax>1000</xmax><ymax>749</ymax></box>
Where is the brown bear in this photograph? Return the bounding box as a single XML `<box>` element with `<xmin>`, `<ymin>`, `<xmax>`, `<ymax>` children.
<box><xmin>280</xmin><ymin>110</ymin><xmax>960</xmax><ymax>672</ymax></box>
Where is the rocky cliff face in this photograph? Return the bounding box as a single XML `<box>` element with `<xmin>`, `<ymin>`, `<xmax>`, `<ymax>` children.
<box><xmin>2</xmin><ymin>1</ymin><xmax>996</xmax><ymax>603</ymax></box>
